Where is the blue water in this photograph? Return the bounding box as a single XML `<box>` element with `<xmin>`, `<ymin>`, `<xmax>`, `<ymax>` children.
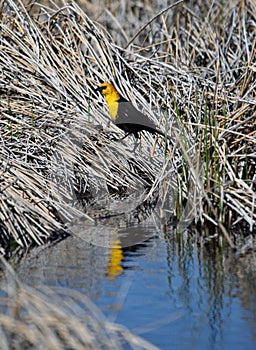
<box><xmin>16</xmin><ymin>227</ymin><xmax>256</xmax><ymax>350</ymax></box>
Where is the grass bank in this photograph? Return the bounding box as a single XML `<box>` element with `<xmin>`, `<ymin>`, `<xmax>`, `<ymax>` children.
<box><xmin>0</xmin><ymin>0</ymin><xmax>255</xmax><ymax>256</ymax></box>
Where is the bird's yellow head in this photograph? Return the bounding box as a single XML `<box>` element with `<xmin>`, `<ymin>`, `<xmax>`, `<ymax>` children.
<box><xmin>97</xmin><ymin>82</ymin><xmax>120</xmax><ymax>121</ymax></box>
<box><xmin>97</xmin><ymin>82</ymin><xmax>114</xmax><ymax>95</ymax></box>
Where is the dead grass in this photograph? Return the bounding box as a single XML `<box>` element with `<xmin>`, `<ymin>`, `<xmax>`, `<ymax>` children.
<box><xmin>0</xmin><ymin>0</ymin><xmax>255</xmax><ymax>256</ymax></box>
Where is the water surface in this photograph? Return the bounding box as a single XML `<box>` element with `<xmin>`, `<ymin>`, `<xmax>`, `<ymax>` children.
<box><xmin>17</xmin><ymin>225</ymin><xmax>256</xmax><ymax>350</ymax></box>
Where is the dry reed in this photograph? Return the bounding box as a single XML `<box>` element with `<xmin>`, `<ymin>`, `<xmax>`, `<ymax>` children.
<box><xmin>0</xmin><ymin>0</ymin><xmax>255</xmax><ymax>256</ymax></box>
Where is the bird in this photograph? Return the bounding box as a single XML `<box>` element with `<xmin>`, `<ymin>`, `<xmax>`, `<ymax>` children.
<box><xmin>96</xmin><ymin>82</ymin><xmax>170</xmax><ymax>140</ymax></box>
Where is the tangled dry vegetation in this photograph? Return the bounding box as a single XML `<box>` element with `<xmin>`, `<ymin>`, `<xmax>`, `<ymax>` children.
<box><xmin>0</xmin><ymin>0</ymin><xmax>255</xmax><ymax>256</ymax></box>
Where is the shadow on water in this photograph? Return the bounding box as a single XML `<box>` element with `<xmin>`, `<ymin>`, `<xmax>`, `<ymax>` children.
<box><xmin>13</xmin><ymin>223</ymin><xmax>256</xmax><ymax>350</ymax></box>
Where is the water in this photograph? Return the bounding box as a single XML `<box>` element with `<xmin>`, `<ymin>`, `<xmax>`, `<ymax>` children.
<box><xmin>14</xmin><ymin>226</ymin><xmax>256</xmax><ymax>349</ymax></box>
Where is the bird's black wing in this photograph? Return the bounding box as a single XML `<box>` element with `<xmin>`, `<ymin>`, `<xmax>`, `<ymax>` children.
<box><xmin>116</xmin><ymin>101</ymin><xmax>160</xmax><ymax>132</ymax></box>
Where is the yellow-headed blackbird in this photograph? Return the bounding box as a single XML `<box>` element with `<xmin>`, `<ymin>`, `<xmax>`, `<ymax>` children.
<box><xmin>96</xmin><ymin>82</ymin><xmax>170</xmax><ymax>139</ymax></box>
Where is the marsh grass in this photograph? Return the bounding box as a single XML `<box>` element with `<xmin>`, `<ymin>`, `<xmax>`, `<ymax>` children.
<box><xmin>0</xmin><ymin>0</ymin><xmax>255</xmax><ymax>256</ymax></box>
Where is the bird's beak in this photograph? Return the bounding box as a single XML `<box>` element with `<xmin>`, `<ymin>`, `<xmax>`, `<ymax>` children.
<box><xmin>95</xmin><ymin>86</ymin><xmax>103</xmax><ymax>93</ymax></box>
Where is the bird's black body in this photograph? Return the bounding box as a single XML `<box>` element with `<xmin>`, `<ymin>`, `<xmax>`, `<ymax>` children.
<box><xmin>116</xmin><ymin>99</ymin><xmax>167</xmax><ymax>139</ymax></box>
<box><xmin>96</xmin><ymin>82</ymin><xmax>170</xmax><ymax>140</ymax></box>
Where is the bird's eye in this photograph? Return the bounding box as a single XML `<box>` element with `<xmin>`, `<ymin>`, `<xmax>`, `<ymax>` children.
<box><xmin>101</xmin><ymin>85</ymin><xmax>107</xmax><ymax>90</ymax></box>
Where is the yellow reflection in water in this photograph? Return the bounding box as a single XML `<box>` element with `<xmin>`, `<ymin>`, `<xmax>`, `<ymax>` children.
<box><xmin>107</xmin><ymin>238</ymin><xmax>123</xmax><ymax>280</ymax></box>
